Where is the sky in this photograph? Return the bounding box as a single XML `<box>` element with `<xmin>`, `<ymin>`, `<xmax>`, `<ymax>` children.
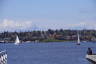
<box><xmin>0</xmin><ymin>0</ymin><xmax>96</xmax><ymax>31</ymax></box>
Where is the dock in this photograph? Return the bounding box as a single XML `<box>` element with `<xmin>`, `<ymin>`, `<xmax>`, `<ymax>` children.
<box><xmin>86</xmin><ymin>54</ymin><xmax>96</xmax><ymax>64</ymax></box>
<box><xmin>0</xmin><ymin>51</ymin><xmax>7</xmax><ymax>64</ymax></box>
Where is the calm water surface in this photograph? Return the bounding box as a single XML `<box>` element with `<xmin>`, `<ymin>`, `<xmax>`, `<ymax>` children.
<box><xmin>0</xmin><ymin>42</ymin><xmax>96</xmax><ymax>64</ymax></box>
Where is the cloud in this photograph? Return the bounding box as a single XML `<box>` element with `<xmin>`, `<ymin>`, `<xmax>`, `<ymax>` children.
<box><xmin>0</xmin><ymin>19</ymin><xmax>96</xmax><ymax>32</ymax></box>
<box><xmin>0</xmin><ymin>19</ymin><xmax>32</xmax><ymax>32</ymax></box>
<box><xmin>69</xmin><ymin>21</ymin><xmax>96</xmax><ymax>30</ymax></box>
<box><xmin>30</xmin><ymin>18</ymin><xmax>96</xmax><ymax>30</ymax></box>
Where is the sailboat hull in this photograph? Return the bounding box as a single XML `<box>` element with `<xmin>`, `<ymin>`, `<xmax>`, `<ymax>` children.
<box><xmin>14</xmin><ymin>43</ymin><xmax>19</xmax><ymax>45</ymax></box>
<box><xmin>77</xmin><ymin>43</ymin><xmax>80</xmax><ymax>45</ymax></box>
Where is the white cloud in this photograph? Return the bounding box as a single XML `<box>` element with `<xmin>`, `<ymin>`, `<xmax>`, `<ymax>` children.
<box><xmin>0</xmin><ymin>19</ymin><xmax>32</xmax><ymax>32</ymax></box>
<box><xmin>69</xmin><ymin>21</ymin><xmax>96</xmax><ymax>30</ymax></box>
<box><xmin>0</xmin><ymin>19</ymin><xmax>96</xmax><ymax>32</ymax></box>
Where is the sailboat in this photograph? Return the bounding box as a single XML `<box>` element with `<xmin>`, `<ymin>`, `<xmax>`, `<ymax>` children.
<box><xmin>77</xmin><ymin>32</ymin><xmax>80</xmax><ymax>45</ymax></box>
<box><xmin>14</xmin><ymin>35</ymin><xmax>20</xmax><ymax>45</ymax></box>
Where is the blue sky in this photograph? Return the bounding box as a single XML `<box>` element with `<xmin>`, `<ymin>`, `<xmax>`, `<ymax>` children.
<box><xmin>0</xmin><ymin>0</ymin><xmax>96</xmax><ymax>31</ymax></box>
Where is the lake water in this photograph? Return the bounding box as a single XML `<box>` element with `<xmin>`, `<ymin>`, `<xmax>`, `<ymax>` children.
<box><xmin>0</xmin><ymin>42</ymin><xmax>96</xmax><ymax>64</ymax></box>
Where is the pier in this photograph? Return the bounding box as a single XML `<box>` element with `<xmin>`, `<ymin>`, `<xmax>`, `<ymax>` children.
<box><xmin>86</xmin><ymin>54</ymin><xmax>96</xmax><ymax>64</ymax></box>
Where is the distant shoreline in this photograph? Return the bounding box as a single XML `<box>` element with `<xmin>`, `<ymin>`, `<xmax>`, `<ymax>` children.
<box><xmin>0</xmin><ymin>29</ymin><xmax>96</xmax><ymax>43</ymax></box>
<box><xmin>0</xmin><ymin>40</ymin><xmax>93</xmax><ymax>44</ymax></box>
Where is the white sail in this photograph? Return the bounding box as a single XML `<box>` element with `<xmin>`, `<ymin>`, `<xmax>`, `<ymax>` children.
<box><xmin>77</xmin><ymin>32</ymin><xmax>80</xmax><ymax>45</ymax></box>
<box><xmin>15</xmin><ymin>35</ymin><xmax>20</xmax><ymax>45</ymax></box>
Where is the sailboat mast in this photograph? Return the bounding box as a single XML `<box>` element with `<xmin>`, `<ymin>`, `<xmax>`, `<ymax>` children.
<box><xmin>78</xmin><ymin>33</ymin><xmax>80</xmax><ymax>44</ymax></box>
<box><xmin>77</xmin><ymin>31</ymin><xmax>80</xmax><ymax>45</ymax></box>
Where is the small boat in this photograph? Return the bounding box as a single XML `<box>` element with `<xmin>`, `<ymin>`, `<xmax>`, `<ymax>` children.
<box><xmin>0</xmin><ymin>50</ymin><xmax>7</xmax><ymax>64</ymax></box>
<box><xmin>14</xmin><ymin>35</ymin><xmax>20</xmax><ymax>45</ymax></box>
<box><xmin>77</xmin><ymin>32</ymin><xmax>80</xmax><ymax>45</ymax></box>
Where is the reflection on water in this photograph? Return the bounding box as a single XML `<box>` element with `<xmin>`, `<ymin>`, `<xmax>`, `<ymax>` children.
<box><xmin>0</xmin><ymin>42</ymin><xmax>96</xmax><ymax>64</ymax></box>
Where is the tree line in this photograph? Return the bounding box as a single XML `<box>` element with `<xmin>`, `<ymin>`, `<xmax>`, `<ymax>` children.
<box><xmin>0</xmin><ymin>29</ymin><xmax>96</xmax><ymax>43</ymax></box>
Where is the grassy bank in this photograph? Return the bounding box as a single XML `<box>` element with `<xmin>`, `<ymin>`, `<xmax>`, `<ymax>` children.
<box><xmin>42</xmin><ymin>38</ymin><xmax>68</xmax><ymax>42</ymax></box>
